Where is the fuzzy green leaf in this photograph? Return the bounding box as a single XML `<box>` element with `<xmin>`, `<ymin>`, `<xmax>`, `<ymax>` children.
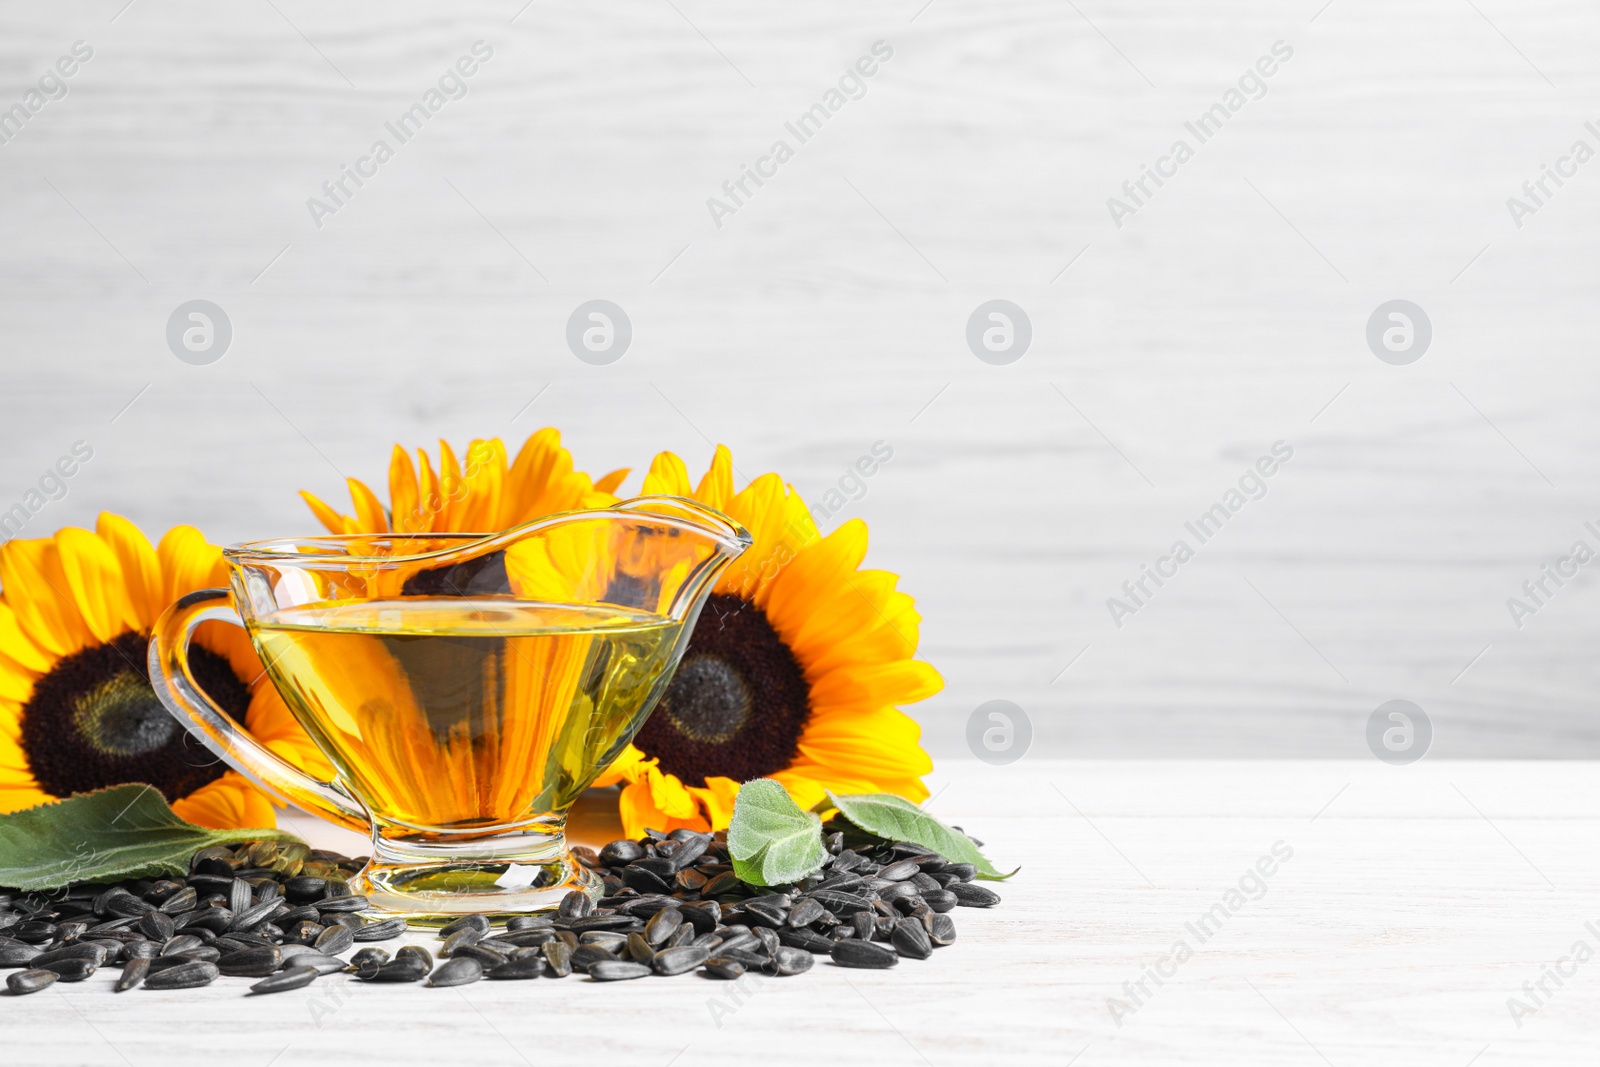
<box><xmin>726</xmin><ymin>779</ymin><xmax>828</xmax><ymax>887</ymax></box>
<box><xmin>0</xmin><ymin>785</ymin><xmax>302</xmax><ymax>891</ymax></box>
<box><xmin>826</xmin><ymin>791</ymin><xmax>1016</xmax><ymax>880</ymax></box>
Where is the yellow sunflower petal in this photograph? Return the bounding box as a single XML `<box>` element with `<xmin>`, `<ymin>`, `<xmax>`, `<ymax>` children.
<box><xmin>95</xmin><ymin>513</ymin><xmax>165</xmax><ymax>631</ymax></box>
<box><xmin>809</xmin><ymin>659</ymin><xmax>943</xmax><ymax>711</ymax></box>
<box><xmin>686</xmin><ymin>776</ymin><xmax>740</xmax><ymax>830</ymax></box>
<box><xmin>346</xmin><ymin>478</ymin><xmax>390</xmax><ymax>534</ymax></box>
<box><xmin>55</xmin><ymin>526</ymin><xmax>136</xmax><ymax>643</ymax></box>
<box><xmin>0</xmin><ymin>784</ymin><xmax>52</xmax><ymax>815</ymax></box>
<box><xmin>387</xmin><ymin>445</ymin><xmax>422</xmax><ymax>534</ymax></box>
<box><xmin>0</xmin><ymin>536</ymin><xmax>90</xmax><ymax>657</ymax></box>
<box><xmin>172</xmin><ymin>774</ymin><xmax>276</xmax><ymax>830</ymax></box>
<box><xmin>0</xmin><ymin>655</ymin><xmax>34</xmax><ymax>705</ymax></box>
<box><xmin>693</xmin><ymin>445</ymin><xmax>735</xmax><ymax>512</ymax></box>
<box><xmin>157</xmin><ymin>526</ymin><xmax>226</xmax><ymax>605</ymax></box>
<box><xmin>617</xmin><ymin>779</ymin><xmax>666</xmax><ymax>840</ymax></box>
<box><xmin>300</xmin><ymin>490</ymin><xmax>352</xmax><ymax>535</ymax></box>
<box><xmin>640</xmin><ymin>451</ymin><xmax>692</xmax><ymax>497</ymax></box>
<box><xmin>593</xmin><ymin>468</ymin><xmax>630</xmax><ymax>495</ymax></box>
<box><xmin>0</xmin><ymin>602</ymin><xmax>51</xmax><ymax>673</ymax></box>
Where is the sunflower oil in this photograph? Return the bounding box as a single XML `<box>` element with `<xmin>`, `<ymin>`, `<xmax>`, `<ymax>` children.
<box><xmin>248</xmin><ymin>599</ymin><xmax>678</xmax><ymax>834</ymax></box>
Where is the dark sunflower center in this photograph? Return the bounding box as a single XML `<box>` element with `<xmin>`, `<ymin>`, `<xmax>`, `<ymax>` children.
<box><xmin>20</xmin><ymin>631</ymin><xmax>252</xmax><ymax>803</ymax></box>
<box><xmin>634</xmin><ymin>593</ymin><xmax>810</xmax><ymax>788</ymax></box>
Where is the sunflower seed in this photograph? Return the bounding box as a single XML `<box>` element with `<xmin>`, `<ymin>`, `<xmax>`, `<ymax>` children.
<box><xmin>486</xmin><ymin>956</ymin><xmax>545</xmax><ymax>980</ymax></box>
<box><xmin>558</xmin><ymin>890</ymin><xmax>595</xmax><ymax>918</ymax></box>
<box><xmin>830</xmin><ymin>939</ymin><xmax>898</xmax><ymax>969</ymax></box>
<box><xmin>767</xmin><ymin>945</ymin><xmax>814</xmax><ymax>976</ymax></box>
<box><xmin>114</xmin><ymin>957</ymin><xmax>150</xmax><ymax>992</ymax></box>
<box><xmin>439</xmin><ymin>914</ymin><xmax>491</xmax><ymax>938</ymax></box>
<box><xmin>786</xmin><ymin>898</ymin><xmax>825</xmax><ymax>928</ymax></box>
<box><xmin>877</xmin><ymin>859</ymin><xmax>921</xmax><ymax>882</ymax></box>
<box><xmin>441</xmin><ymin>927</ymin><xmax>482</xmax><ymax>957</ymax></box>
<box><xmin>702</xmin><ymin>871</ymin><xmax>741</xmax><ymax>896</ymax></box>
<box><xmin>429</xmin><ymin>957</ymin><xmax>484</xmax><ymax>987</ymax></box>
<box><xmin>496</xmin><ymin>928</ymin><xmax>556</xmax><ymax>948</ymax></box>
<box><xmin>283</xmin><ymin>877</ymin><xmax>328</xmax><ymax>904</ymax></box>
<box><xmin>249</xmin><ymin>966</ymin><xmax>320</xmax><ymax>995</ymax></box>
<box><xmin>742</xmin><ymin>899</ymin><xmax>787</xmax><ymax>929</ymax></box>
<box><xmin>217</xmin><ymin>946</ymin><xmax>282</xmax><ymax>977</ymax></box>
<box><xmin>891</xmin><ymin>918</ymin><xmax>933</xmax><ymax>960</ymax></box>
<box><xmin>777</xmin><ymin>928</ymin><xmax>834</xmax><ymax>954</ymax></box>
<box><xmin>505</xmin><ymin>916</ymin><xmax>552</xmax><ymax>933</ymax></box>
<box><xmin>754</xmin><ymin>927</ymin><xmax>780</xmax><ymax>955</ymax></box>
<box><xmin>540</xmin><ymin>941</ymin><xmax>573</xmax><ymax>977</ymax></box>
<box><xmin>34</xmin><ymin>943</ymin><xmax>107</xmax><ymax>967</ymax></box>
<box><xmin>455</xmin><ymin>944</ymin><xmax>513</xmax><ymax>968</ymax></box>
<box><xmin>314</xmin><ymin>894</ymin><xmax>370</xmax><ymax>913</ymax></box>
<box><xmin>365</xmin><ymin>957</ymin><xmax>429</xmax><ymax>983</ymax></box>
<box><xmin>702</xmin><ymin>958</ymin><xmax>745</xmax><ymax>979</ymax></box>
<box><xmin>314</xmin><ymin>925</ymin><xmax>356</xmax><ymax>955</ymax></box>
<box><xmin>228</xmin><ymin>879</ymin><xmax>253</xmax><ymax>915</ymax></box>
<box><xmin>143</xmin><ymin>960</ymin><xmax>217</xmax><ymax>989</ymax></box>
<box><xmin>7</xmin><ymin>968</ymin><xmax>57</xmax><ymax>995</ymax></box>
<box><xmin>570</xmin><ymin>945</ymin><xmax>617</xmax><ymax>973</ymax></box>
<box><xmin>620</xmin><ymin>866</ymin><xmax>671</xmax><ymax>894</ymax></box>
<box><xmin>599</xmin><ymin>840</ymin><xmax>645</xmax><ymax>866</ymax></box>
<box><xmin>0</xmin><ymin>944</ymin><xmax>42</xmax><ymax>967</ymax></box>
<box><xmin>643</xmin><ymin>907</ymin><xmax>682</xmax><ymax>946</ymax></box>
<box><xmin>948</xmin><ymin>882</ymin><xmax>1000</xmax><ymax>908</ymax></box>
<box><xmin>137</xmin><ymin>911</ymin><xmax>176</xmax><ymax>942</ymax></box>
<box><xmin>396</xmin><ymin>945</ymin><xmax>433</xmax><ymax>968</ymax></box>
<box><xmin>928</xmin><ymin>913</ymin><xmax>957</xmax><ymax>946</ymax></box>
<box><xmin>353</xmin><ymin>918</ymin><xmax>406</xmax><ymax>942</ymax></box>
<box><xmin>588</xmin><ymin>959</ymin><xmax>650</xmax><ymax>981</ymax></box>
<box><xmin>231</xmin><ymin>899</ymin><xmax>283</xmax><ymax>931</ymax></box>
<box><xmin>625</xmin><ymin>932</ymin><xmax>655</xmax><ymax>963</ymax></box>
<box><xmin>652</xmin><ymin>945</ymin><xmax>710</xmax><ymax>976</ymax></box>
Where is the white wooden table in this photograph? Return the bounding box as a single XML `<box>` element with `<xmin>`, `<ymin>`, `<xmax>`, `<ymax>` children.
<box><xmin>5</xmin><ymin>759</ymin><xmax>1596</xmax><ymax>1065</ymax></box>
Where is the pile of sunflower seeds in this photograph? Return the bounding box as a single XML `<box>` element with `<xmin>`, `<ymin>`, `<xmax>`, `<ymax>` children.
<box><xmin>0</xmin><ymin>825</ymin><xmax>1000</xmax><ymax>995</ymax></box>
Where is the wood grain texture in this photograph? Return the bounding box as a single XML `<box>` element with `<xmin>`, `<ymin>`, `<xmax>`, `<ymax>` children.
<box><xmin>6</xmin><ymin>760</ymin><xmax>1599</xmax><ymax>1065</ymax></box>
<box><xmin>1</xmin><ymin>1</ymin><xmax>1599</xmax><ymax>757</ymax></box>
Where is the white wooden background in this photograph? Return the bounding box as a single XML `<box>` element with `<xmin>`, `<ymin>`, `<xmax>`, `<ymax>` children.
<box><xmin>2</xmin><ymin>1</ymin><xmax>1599</xmax><ymax>757</ymax></box>
<box><xmin>7</xmin><ymin>760</ymin><xmax>1600</xmax><ymax>1066</ymax></box>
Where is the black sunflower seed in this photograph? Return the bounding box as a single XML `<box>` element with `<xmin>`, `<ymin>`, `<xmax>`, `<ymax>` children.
<box><xmin>558</xmin><ymin>890</ymin><xmax>595</xmax><ymax>918</ymax></box>
<box><xmin>702</xmin><ymin>958</ymin><xmax>745</xmax><ymax>979</ymax></box>
<box><xmin>34</xmin><ymin>943</ymin><xmax>107</xmax><ymax>967</ymax></box>
<box><xmin>599</xmin><ymin>839</ymin><xmax>644</xmax><ymax>866</ymax></box>
<box><xmin>587</xmin><ymin>959</ymin><xmax>650</xmax><ymax>981</ymax></box>
<box><xmin>439</xmin><ymin>914</ymin><xmax>491</xmax><ymax>938</ymax></box>
<box><xmin>348</xmin><ymin>947</ymin><xmax>389</xmax><ymax>976</ymax></box>
<box><xmin>6</xmin><ymin>968</ymin><xmax>57</xmax><ymax>995</ymax></box>
<box><xmin>283</xmin><ymin>877</ymin><xmax>328</xmax><ymax>904</ymax></box>
<box><xmin>0</xmin><ymin>944</ymin><xmax>43</xmax><ymax>967</ymax></box>
<box><xmin>314</xmin><ymin>894</ymin><xmax>370</xmax><ymax>913</ymax></box>
<box><xmin>41</xmin><ymin>958</ymin><xmax>97</xmax><ymax>983</ymax></box>
<box><xmin>570</xmin><ymin>945</ymin><xmax>617</xmax><ymax>973</ymax></box>
<box><xmin>786</xmin><ymin>898</ymin><xmax>825</xmax><ymax>928</ymax></box>
<box><xmin>365</xmin><ymin>957</ymin><xmax>429</xmax><ymax>983</ymax></box>
<box><xmin>922</xmin><ymin>890</ymin><xmax>958</xmax><ymax>913</ymax></box>
<box><xmin>877</xmin><ymin>859</ymin><xmax>921</xmax><ymax>882</ymax></box>
<box><xmin>441</xmin><ymin>927</ymin><xmax>482</xmax><ymax>956</ymax></box>
<box><xmin>453</xmin><ymin>944</ymin><xmax>511</xmax><ymax>968</ymax></box>
<box><xmin>891</xmin><ymin>919</ymin><xmax>933</xmax><ymax>960</ymax></box>
<box><xmin>249</xmin><ymin>966</ymin><xmax>319</xmax><ymax>995</ymax></box>
<box><xmin>114</xmin><ymin>957</ymin><xmax>150</xmax><ymax>992</ymax></box>
<box><xmin>643</xmin><ymin>907</ymin><xmax>682</xmax><ymax>946</ymax></box>
<box><xmin>137</xmin><ymin>912</ymin><xmax>176</xmax><ymax>942</ymax></box>
<box><xmin>231</xmin><ymin>899</ymin><xmax>283</xmax><ymax>931</ymax></box>
<box><xmin>948</xmin><ymin>882</ymin><xmax>1000</xmax><ymax>908</ymax></box>
<box><xmin>578</xmin><ymin>931</ymin><xmax>628</xmax><ymax>951</ymax></box>
<box><xmin>811</xmin><ymin>890</ymin><xmax>874</xmax><ymax>914</ymax></box>
<box><xmin>702</xmin><ymin>871</ymin><xmax>741</xmax><ymax>896</ymax></box>
<box><xmin>742</xmin><ymin>899</ymin><xmax>787</xmax><ymax>929</ymax></box>
<box><xmin>353</xmin><ymin>918</ymin><xmax>406</xmax><ymax>942</ymax></box>
<box><xmin>541</xmin><ymin>941</ymin><xmax>573</xmax><ymax>977</ymax></box>
<box><xmin>217</xmin><ymin>946</ymin><xmax>282</xmax><ymax>977</ymax></box>
<box><xmin>429</xmin><ymin>957</ymin><xmax>485</xmax><ymax>987</ymax></box>
<box><xmin>620</xmin><ymin>866</ymin><xmax>671</xmax><ymax>894</ymax></box>
<box><xmin>652</xmin><ymin>945</ymin><xmax>710</xmax><ymax>976</ymax></box>
<box><xmin>229</xmin><ymin>879</ymin><xmax>254</xmax><ymax>915</ymax></box>
<box><xmin>486</xmin><ymin>956</ymin><xmax>545</xmax><ymax>980</ymax></box>
<box><xmin>766</xmin><ymin>945</ymin><xmax>814</xmax><ymax>976</ymax></box>
<box><xmin>314</xmin><ymin>925</ymin><xmax>356</xmax><ymax>955</ymax></box>
<box><xmin>496</xmin><ymin>928</ymin><xmax>556</xmax><ymax>948</ymax></box>
<box><xmin>928</xmin><ymin>913</ymin><xmax>957</xmax><ymax>946</ymax></box>
<box><xmin>296</xmin><ymin>953</ymin><xmax>350</xmax><ymax>976</ymax></box>
<box><xmin>625</xmin><ymin>932</ymin><xmax>655</xmax><ymax>963</ymax></box>
<box><xmin>505</xmin><ymin>916</ymin><xmax>552</xmax><ymax>933</ymax></box>
<box><xmin>396</xmin><ymin>945</ymin><xmax>433</xmax><ymax>968</ymax></box>
<box><xmin>143</xmin><ymin>960</ymin><xmax>217</xmax><ymax>989</ymax></box>
<box><xmin>830</xmin><ymin>939</ymin><xmax>898</xmax><ymax>969</ymax></box>
<box><xmin>777</xmin><ymin>928</ymin><xmax>834</xmax><ymax>954</ymax></box>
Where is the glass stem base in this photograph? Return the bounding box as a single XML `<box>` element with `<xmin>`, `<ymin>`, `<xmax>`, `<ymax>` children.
<box><xmin>349</xmin><ymin>822</ymin><xmax>600</xmax><ymax>927</ymax></box>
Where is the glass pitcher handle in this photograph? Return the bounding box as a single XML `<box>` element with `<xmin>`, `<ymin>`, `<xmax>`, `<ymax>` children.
<box><xmin>148</xmin><ymin>588</ymin><xmax>369</xmax><ymax>833</ymax></box>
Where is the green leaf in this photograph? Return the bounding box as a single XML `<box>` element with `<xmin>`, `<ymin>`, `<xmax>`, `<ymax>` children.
<box><xmin>0</xmin><ymin>784</ymin><xmax>302</xmax><ymax>892</ymax></box>
<box><xmin>726</xmin><ymin>779</ymin><xmax>828</xmax><ymax>887</ymax></box>
<box><xmin>826</xmin><ymin>791</ymin><xmax>1016</xmax><ymax>880</ymax></box>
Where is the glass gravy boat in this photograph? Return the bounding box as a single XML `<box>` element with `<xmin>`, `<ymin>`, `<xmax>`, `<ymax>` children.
<box><xmin>149</xmin><ymin>496</ymin><xmax>750</xmax><ymax>921</ymax></box>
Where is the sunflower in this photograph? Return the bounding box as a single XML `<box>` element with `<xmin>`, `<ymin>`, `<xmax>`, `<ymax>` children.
<box><xmin>592</xmin><ymin>446</ymin><xmax>942</xmax><ymax>838</ymax></box>
<box><xmin>300</xmin><ymin>427</ymin><xmax>626</xmax><ymax>535</ymax></box>
<box><xmin>0</xmin><ymin>515</ymin><xmax>329</xmax><ymax>829</ymax></box>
